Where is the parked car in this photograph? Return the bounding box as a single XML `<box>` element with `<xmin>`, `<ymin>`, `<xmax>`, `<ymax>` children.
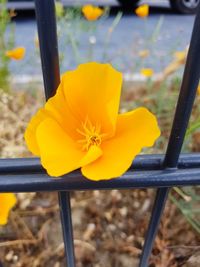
<box><xmin>6</xmin><ymin>0</ymin><xmax>200</xmax><ymax>14</ymax></box>
<box><xmin>118</xmin><ymin>0</ymin><xmax>200</xmax><ymax>14</ymax></box>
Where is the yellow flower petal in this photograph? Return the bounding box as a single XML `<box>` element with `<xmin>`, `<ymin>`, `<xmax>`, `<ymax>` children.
<box><xmin>82</xmin><ymin>108</ymin><xmax>160</xmax><ymax>180</ymax></box>
<box><xmin>174</xmin><ymin>51</ymin><xmax>187</xmax><ymax>63</ymax></box>
<box><xmin>135</xmin><ymin>4</ymin><xmax>149</xmax><ymax>18</ymax></box>
<box><xmin>140</xmin><ymin>68</ymin><xmax>154</xmax><ymax>77</ymax></box>
<box><xmin>61</xmin><ymin>62</ymin><xmax>122</xmax><ymax>137</ymax></box>
<box><xmin>34</xmin><ymin>35</ymin><xmax>39</xmax><ymax>48</ymax></box>
<box><xmin>55</xmin><ymin>2</ymin><xmax>64</xmax><ymax>18</ymax></box>
<box><xmin>45</xmin><ymin>82</ymin><xmax>81</xmax><ymax>139</ymax></box>
<box><xmin>80</xmin><ymin>145</ymin><xmax>103</xmax><ymax>166</ymax></box>
<box><xmin>198</xmin><ymin>85</ymin><xmax>200</xmax><ymax>95</ymax></box>
<box><xmin>24</xmin><ymin>82</ymin><xmax>82</xmax><ymax>156</ymax></box>
<box><xmin>82</xmin><ymin>5</ymin><xmax>104</xmax><ymax>21</ymax></box>
<box><xmin>36</xmin><ymin>118</ymin><xmax>102</xmax><ymax>177</ymax></box>
<box><xmin>5</xmin><ymin>47</ymin><xmax>25</xmax><ymax>60</ymax></box>
<box><xmin>0</xmin><ymin>193</ymin><xmax>17</xmax><ymax>225</ymax></box>
<box><xmin>24</xmin><ymin>108</ymin><xmax>49</xmax><ymax>156</ymax></box>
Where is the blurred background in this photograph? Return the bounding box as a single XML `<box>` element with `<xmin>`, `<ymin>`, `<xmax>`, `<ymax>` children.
<box><xmin>0</xmin><ymin>1</ymin><xmax>200</xmax><ymax>267</ymax></box>
<box><xmin>3</xmin><ymin>0</ymin><xmax>199</xmax><ymax>77</ymax></box>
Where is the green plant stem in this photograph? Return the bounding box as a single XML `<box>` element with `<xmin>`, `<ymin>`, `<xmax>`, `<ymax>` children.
<box><xmin>173</xmin><ymin>187</ymin><xmax>191</xmax><ymax>201</ymax></box>
<box><xmin>67</xmin><ymin>30</ymin><xmax>80</xmax><ymax>64</ymax></box>
<box><xmin>0</xmin><ymin>0</ymin><xmax>12</xmax><ymax>91</ymax></box>
<box><xmin>186</xmin><ymin>119</ymin><xmax>200</xmax><ymax>138</ymax></box>
<box><xmin>102</xmin><ymin>12</ymin><xmax>122</xmax><ymax>61</ymax></box>
<box><xmin>169</xmin><ymin>193</ymin><xmax>200</xmax><ymax>234</ymax></box>
<box><xmin>149</xmin><ymin>16</ymin><xmax>164</xmax><ymax>44</ymax></box>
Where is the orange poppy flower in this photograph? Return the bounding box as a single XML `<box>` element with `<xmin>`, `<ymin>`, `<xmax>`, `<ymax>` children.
<box><xmin>135</xmin><ymin>4</ymin><xmax>149</xmax><ymax>18</ymax></box>
<box><xmin>5</xmin><ymin>47</ymin><xmax>25</xmax><ymax>60</ymax></box>
<box><xmin>82</xmin><ymin>5</ymin><xmax>104</xmax><ymax>21</ymax></box>
<box><xmin>24</xmin><ymin>63</ymin><xmax>160</xmax><ymax>181</ymax></box>
<box><xmin>140</xmin><ymin>68</ymin><xmax>154</xmax><ymax>77</ymax></box>
<box><xmin>0</xmin><ymin>193</ymin><xmax>17</xmax><ymax>225</ymax></box>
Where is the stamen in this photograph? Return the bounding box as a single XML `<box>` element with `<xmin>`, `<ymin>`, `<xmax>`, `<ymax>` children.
<box><xmin>76</xmin><ymin>118</ymin><xmax>105</xmax><ymax>151</ymax></box>
<box><xmin>76</xmin><ymin>128</ymin><xmax>87</xmax><ymax>136</ymax></box>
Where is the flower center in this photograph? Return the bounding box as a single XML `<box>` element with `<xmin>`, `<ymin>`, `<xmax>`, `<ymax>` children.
<box><xmin>88</xmin><ymin>135</ymin><xmax>101</xmax><ymax>146</ymax></box>
<box><xmin>77</xmin><ymin>118</ymin><xmax>105</xmax><ymax>151</ymax></box>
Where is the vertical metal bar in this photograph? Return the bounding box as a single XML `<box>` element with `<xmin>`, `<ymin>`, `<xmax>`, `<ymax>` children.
<box><xmin>34</xmin><ymin>0</ymin><xmax>59</xmax><ymax>99</ymax></box>
<box><xmin>34</xmin><ymin>1</ymin><xmax>76</xmax><ymax>266</ymax></box>
<box><xmin>139</xmin><ymin>6</ymin><xmax>200</xmax><ymax>267</ymax></box>
<box><xmin>59</xmin><ymin>192</ymin><xmax>76</xmax><ymax>267</ymax></box>
<box><xmin>58</xmin><ymin>191</ymin><xmax>75</xmax><ymax>267</ymax></box>
<box><xmin>139</xmin><ymin>188</ymin><xmax>169</xmax><ymax>266</ymax></box>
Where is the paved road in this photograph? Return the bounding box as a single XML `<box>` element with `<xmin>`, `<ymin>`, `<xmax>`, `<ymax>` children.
<box><xmin>10</xmin><ymin>3</ymin><xmax>195</xmax><ymax>77</ymax></box>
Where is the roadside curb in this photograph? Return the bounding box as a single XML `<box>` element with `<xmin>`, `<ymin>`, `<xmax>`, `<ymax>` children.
<box><xmin>11</xmin><ymin>73</ymin><xmax>164</xmax><ymax>88</ymax></box>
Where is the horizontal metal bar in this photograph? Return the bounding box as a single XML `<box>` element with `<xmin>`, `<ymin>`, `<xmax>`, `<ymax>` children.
<box><xmin>0</xmin><ymin>167</ymin><xmax>200</xmax><ymax>193</ymax></box>
<box><xmin>0</xmin><ymin>158</ymin><xmax>44</xmax><ymax>174</ymax></box>
<box><xmin>1</xmin><ymin>153</ymin><xmax>200</xmax><ymax>174</ymax></box>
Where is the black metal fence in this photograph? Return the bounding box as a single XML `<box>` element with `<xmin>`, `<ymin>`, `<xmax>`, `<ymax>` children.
<box><xmin>1</xmin><ymin>1</ymin><xmax>200</xmax><ymax>266</ymax></box>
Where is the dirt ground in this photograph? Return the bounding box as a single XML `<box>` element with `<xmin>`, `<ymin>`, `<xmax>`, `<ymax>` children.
<box><xmin>0</xmin><ymin>88</ymin><xmax>199</xmax><ymax>267</ymax></box>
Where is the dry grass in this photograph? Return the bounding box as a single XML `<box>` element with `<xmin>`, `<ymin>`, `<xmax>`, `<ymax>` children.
<box><xmin>0</xmin><ymin>85</ymin><xmax>199</xmax><ymax>267</ymax></box>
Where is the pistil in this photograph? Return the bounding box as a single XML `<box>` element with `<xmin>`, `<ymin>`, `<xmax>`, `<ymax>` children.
<box><xmin>77</xmin><ymin>118</ymin><xmax>105</xmax><ymax>151</ymax></box>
